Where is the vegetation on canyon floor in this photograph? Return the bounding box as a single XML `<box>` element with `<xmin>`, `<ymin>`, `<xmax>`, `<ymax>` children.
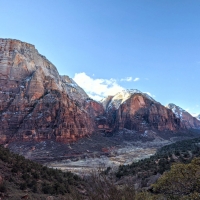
<box><xmin>1</xmin><ymin>136</ymin><xmax>200</xmax><ymax>199</ymax></box>
<box><xmin>0</xmin><ymin>145</ymin><xmax>83</xmax><ymax>199</ymax></box>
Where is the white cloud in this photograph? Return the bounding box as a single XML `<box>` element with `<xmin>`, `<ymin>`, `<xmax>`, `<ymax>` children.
<box><xmin>120</xmin><ymin>77</ymin><xmax>140</xmax><ymax>82</ymax></box>
<box><xmin>73</xmin><ymin>72</ymin><xmax>124</xmax><ymax>101</ymax></box>
<box><xmin>133</xmin><ymin>77</ymin><xmax>140</xmax><ymax>82</ymax></box>
<box><xmin>120</xmin><ymin>77</ymin><xmax>132</xmax><ymax>82</ymax></box>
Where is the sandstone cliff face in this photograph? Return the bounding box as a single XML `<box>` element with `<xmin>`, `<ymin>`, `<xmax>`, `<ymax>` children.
<box><xmin>166</xmin><ymin>103</ymin><xmax>200</xmax><ymax>129</ymax></box>
<box><xmin>102</xmin><ymin>90</ymin><xmax>182</xmax><ymax>132</ymax></box>
<box><xmin>0</xmin><ymin>39</ymin><xmax>96</xmax><ymax>144</ymax></box>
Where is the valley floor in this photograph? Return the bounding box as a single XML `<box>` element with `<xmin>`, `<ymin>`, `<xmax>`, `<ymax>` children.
<box><xmin>8</xmin><ymin>129</ymin><xmax>198</xmax><ymax>175</ymax></box>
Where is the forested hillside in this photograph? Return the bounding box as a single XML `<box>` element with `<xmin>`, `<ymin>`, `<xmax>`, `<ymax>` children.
<box><xmin>116</xmin><ymin>136</ymin><xmax>200</xmax><ymax>180</ymax></box>
<box><xmin>0</xmin><ymin>145</ymin><xmax>83</xmax><ymax>199</ymax></box>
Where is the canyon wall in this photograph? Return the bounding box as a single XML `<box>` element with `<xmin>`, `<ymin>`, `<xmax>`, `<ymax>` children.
<box><xmin>0</xmin><ymin>39</ymin><xmax>98</xmax><ymax>143</ymax></box>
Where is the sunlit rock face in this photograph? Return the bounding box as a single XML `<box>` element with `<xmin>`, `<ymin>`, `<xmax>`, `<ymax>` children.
<box><xmin>102</xmin><ymin>90</ymin><xmax>182</xmax><ymax>132</ymax></box>
<box><xmin>0</xmin><ymin>38</ymin><xmax>100</xmax><ymax>144</ymax></box>
<box><xmin>166</xmin><ymin>103</ymin><xmax>200</xmax><ymax>129</ymax></box>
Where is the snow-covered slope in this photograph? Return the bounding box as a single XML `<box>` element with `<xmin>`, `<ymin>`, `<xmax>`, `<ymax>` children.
<box><xmin>166</xmin><ymin>103</ymin><xmax>185</xmax><ymax>120</ymax></box>
<box><xmin>166</xmin><ymin>103</ymin><xmax>200</xmax><ymax>129</ymax></box>
<box><xmin>102</xmin><ymin>89</ymin><xmax>157</xmax><ymax>110</ymax></box>
<box><xmin>61</xmin><ymin>75</ymin><xmax>89</xmax><ymax>104</ymax></box>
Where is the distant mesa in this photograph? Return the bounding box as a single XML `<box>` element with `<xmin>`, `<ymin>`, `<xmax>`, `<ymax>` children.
<box><xmin>0</xmin><ymin>38</ymin><xmax>199</xmax><ymax>144</ymax></box>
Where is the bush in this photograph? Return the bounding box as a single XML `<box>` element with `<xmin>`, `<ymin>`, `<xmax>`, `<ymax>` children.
<box><xmin>153</xmin><ymin>158</ymin><xmax>200</xmax><ymax>198</ymax></box>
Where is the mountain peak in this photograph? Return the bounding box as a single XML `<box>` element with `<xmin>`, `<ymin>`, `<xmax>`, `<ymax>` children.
<box><xmin>166</xmin><ymin>103</ymin><xmax>200</xmax><ymax>129</ymax></box>
<box><xmin>166</xmin><ymin>103</ymin><xmax>185</xmax><ymax>117</ymax></box>
<box><xmin>103</xmin><ymin>89</ymin><xmax>156</xmax><ymax>110</ymax></box>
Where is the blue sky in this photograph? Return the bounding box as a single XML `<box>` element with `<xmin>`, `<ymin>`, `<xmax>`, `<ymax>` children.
<box><xmin>1</xmin><ymin>1</ymin><xmax>200</xmax><ymax>115</ymax></box>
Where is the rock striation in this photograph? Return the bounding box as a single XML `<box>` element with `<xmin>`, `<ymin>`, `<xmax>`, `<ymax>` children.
<box><xmin>166</xmin><ymin>103</ymin><xmax>200</xmax><ymax>129</ymax></box>
<box><xmin>0</xmin><ymin>38</ymin><xmax>100</xmax><ymax>144</ymax></box>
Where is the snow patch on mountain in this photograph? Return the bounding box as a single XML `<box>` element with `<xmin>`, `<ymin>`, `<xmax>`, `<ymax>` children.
<box><xmin>194</xmin><ymin>114</ymin><xmax>200</xmax><ymax>121</ymax></box>
<box><xmin>103</xmin><ymin>89</ymin><xmax>157</xmax><ymax>110</ymax></box>
<box><xmin>61</xmin><ymin>75</ymin><xmax>89</xmax><ymax>103</ymax></box>
<box><xmin>166</xmin><ymin>103</ymin><xmax>186</xmax><ymax>120</ymax></box>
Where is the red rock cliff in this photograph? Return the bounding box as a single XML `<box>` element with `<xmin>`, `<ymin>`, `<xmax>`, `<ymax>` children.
<box><xmin>0</xmin><ymin>39</ymin><xmax>96</xmax><ymax>143</ymax></box>
<box><xmin>102</xmin><ymin>90</ymin><xmax>182</xmax><ymax>132</ymax></box>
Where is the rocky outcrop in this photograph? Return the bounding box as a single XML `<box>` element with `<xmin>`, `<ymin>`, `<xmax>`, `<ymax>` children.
<box><xmin>102</xmin><ymin>90</ymin><xmax>182</xmax><ymax>132</ymax></box>
<box><xmin>0</xmin><ymin>38</ymin><xmax>96</xmax><ymax>144</ymax></box>
<box><xmin>166</xmin><ymin>103</ymin><xmax>200</xmax><ymax>129</ymax></box>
